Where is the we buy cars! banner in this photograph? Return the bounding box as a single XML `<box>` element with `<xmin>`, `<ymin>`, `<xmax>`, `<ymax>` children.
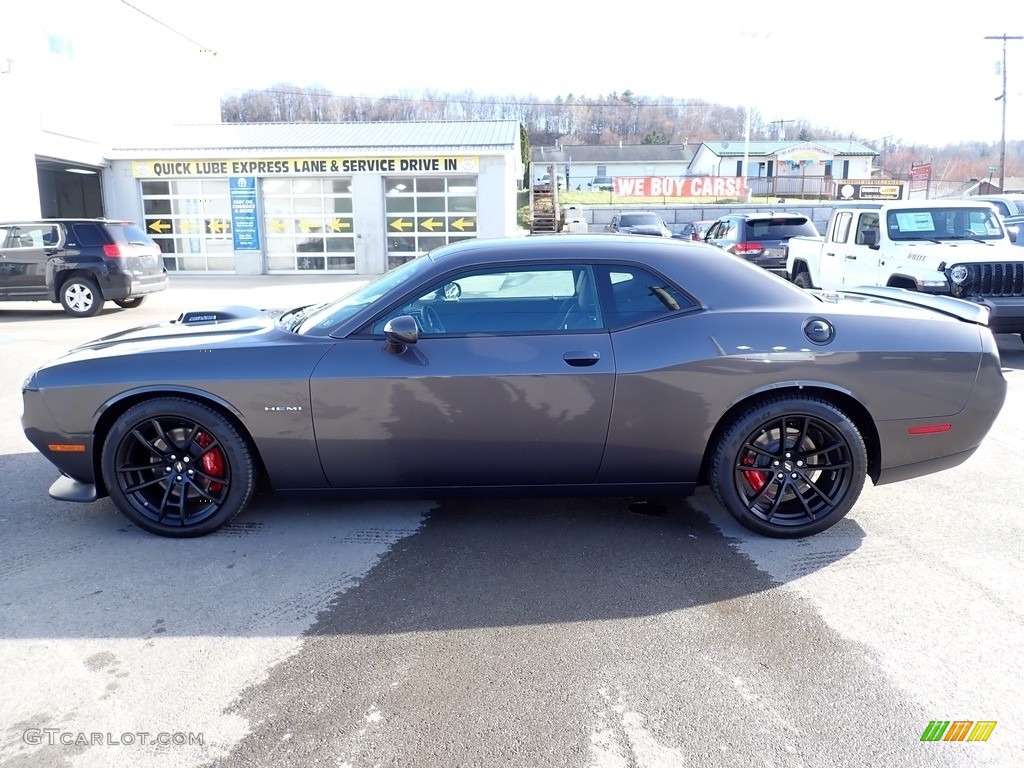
<box><xmin>614</xmin><ymin>176</ymin><xmax>746</xmax><ymax>198</ymax></box>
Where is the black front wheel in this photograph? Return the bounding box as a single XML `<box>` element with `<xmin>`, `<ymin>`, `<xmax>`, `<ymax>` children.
<box><xmin>101</xmin><ymin>398</ymin><xmax>257</xmax><ymax>537</ymax></box>
<box><xmin>710</xmin><ymin>396</ymin><xmax>867</xmax><ymax>538</ymax></box>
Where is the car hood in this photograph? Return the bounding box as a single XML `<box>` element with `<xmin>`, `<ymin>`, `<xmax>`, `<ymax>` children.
<box><xmin>891</xmin><ymin>240</ymin><xmax>1018</xmax><ymax>263</ymax></box>
<box><xmin>44</xmin><ymin>305</ymin><xmax>283</xmax><ymax>364</ymax></box>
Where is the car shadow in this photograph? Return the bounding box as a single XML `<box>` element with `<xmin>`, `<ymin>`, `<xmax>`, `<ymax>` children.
<box><xmin>0</xmin><ymin>451</ymin><xmax>865</xmax><ymax>640</ymax></box>
<box><xmin>0</xmin><ymin>305</ymin><xmax>137</xmax><ymax>322</ymax></box>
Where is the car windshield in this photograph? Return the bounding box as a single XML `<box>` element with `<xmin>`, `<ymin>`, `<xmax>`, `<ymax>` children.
<box><xmin>620</xmin><ymin>214</ymin><xmax>662</xmax><ymax>227</ymax></box>
<box><xmin>288</xmin><ymin>254</ymin><xmax>435</xmax><ymax>334</ymax></box>
<box><xmin>887</xmin><ymin>207</ymin><xmax>1006</xmax><ymax>241</ymax></box>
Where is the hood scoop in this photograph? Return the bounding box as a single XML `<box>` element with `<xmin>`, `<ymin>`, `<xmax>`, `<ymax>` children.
<box><xmin>174</xmin><ymin>306</ymin><xmax>266</xmax><ymax>325</ymax></box>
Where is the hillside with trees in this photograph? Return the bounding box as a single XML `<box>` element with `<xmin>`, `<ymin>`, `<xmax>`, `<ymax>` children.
<box><xmin>221</xmin><ymin>84</ymin><xmax>1022</xmax><ymax>184</ymax></box>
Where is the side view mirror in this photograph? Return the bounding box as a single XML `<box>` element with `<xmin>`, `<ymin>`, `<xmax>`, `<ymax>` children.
<box><xmin>383</xmin><ymin>315</ymin><xmax>419</xmax><ymax>354</ymax></box>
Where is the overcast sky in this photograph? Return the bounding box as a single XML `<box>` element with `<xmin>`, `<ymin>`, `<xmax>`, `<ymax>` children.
<box><xmin>135</xmin><ymin>0</ymin><xmax>1022</xmax><ymax>147</ymax></box>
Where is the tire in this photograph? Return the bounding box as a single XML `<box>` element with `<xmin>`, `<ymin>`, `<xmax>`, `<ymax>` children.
<box><xmin>59</xmin><ymin>276</ymin><xmax>104</xmax><ymax>317</ymax></box>
<box><xmin>113</xmin><ymin>296</ymin><xmax>147</xmax><ymax>309</ymax></box>
<box><xmin>710</xmin><ymin>396</ymin><xmax>867</xmax><ymax>538</ymax></box>
<box><xmin>101</xmin><ymin>398</ymin><xmax>257</xmax><ymax>537</ymax></box>
<box><xmin>793</xmin><ymin>271</ymin><xmax>813</xmax><ymax>289</ymax></box>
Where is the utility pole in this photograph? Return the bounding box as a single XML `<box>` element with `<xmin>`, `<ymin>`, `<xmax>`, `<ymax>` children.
<box><xmin>770</xmin><ymin>119</ymin><xmax>795</xmax><ymax>140</ymax></box>
<box><xmin>985</xmin><ymin>34</ymin><xmax>1022</xmax><ymax>192</ymax></box>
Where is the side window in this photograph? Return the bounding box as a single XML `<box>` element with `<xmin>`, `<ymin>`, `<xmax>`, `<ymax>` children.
<box><xmin>13</xmin><ymin>226</ymin><xmax>48</xmax><ymax>248</ymax></box>
<box><xmin>832</xmin><ymin>212</ymin><xmax>852</xmax><ymax>244</ymax></box>
<box><xmin>371</xmin><ymin>265</ymin><xmax>600</xmax><ymax>335</ymax></box>
<box><xmin>0</xmin><ymin>227</ymin><xmax>11</xmax><ymax>248</ymax></box>
<box><xmin>855</xmin><ymin>213</ymin><xmax>879</xmax><ymax>244</ymax></box>
<box><xmin>598</xmin><ymin>265</ymin><xmax>694</xmax><ymax>330</ymax></box>
<box><xmin>71</xmin><ymin>223</ymin><xmax>107</xmax><ymax>247</ymax></box>
<box><xmin>707</xmin><ymin>221</ymin><xmax>724</xmax><ymax>239</ymax></box>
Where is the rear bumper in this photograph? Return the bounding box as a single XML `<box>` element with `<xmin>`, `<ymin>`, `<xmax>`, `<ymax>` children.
<box><xmin>874</xmin><ymin>340</ymin><xmax>1006</xmax><ymax>484</ymax></box>
<box><xmin>101</xmin><ymin>269</ymin><xmax>169</xmax><ymax>300</ymax></box>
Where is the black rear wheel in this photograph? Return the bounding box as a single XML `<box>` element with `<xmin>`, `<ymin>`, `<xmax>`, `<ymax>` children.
<box><xmin>711</xmin><ymin>396</ymin><xmax>866</xmax><ymax>538</ymax></box>
<box><xmin>793</xmin><ymin>271</ymin><xmax>813</xmax><ymax>289</ymax></box>
<box><xmin>60</xmin><ymin>276</ymin><xmax>103</xmax><ymax>317</ymax></box>
<box><xmin>101</xmin><ymin>398</ymin><xmax>257</xmax><ymax>537</ymax></box>
<box><xmin>113</xmin><ymin>296</ymin><xmax>147</xmax><ymax>309</ymax></box>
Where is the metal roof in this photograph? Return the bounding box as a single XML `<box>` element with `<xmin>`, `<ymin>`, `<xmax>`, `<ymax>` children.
<box><xmin>530</xmin><ymin>144</ymin><xmax>696</xmax><ymax>164</ymax></box>
<box><xmin>700</xmin><ymin>140</ymin><xmax>878</xmax><ymax>157</ymax></box>
<box><xmin>106</xmin><ymin>120</ymin><xmax>521</xmax><ymax>155</ymax></box>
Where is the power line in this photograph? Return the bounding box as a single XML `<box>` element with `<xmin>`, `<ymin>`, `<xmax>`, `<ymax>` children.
<box><xmin>118</xmin><ymin>0</ymin><xmax>215</xmax><ymax>53</ymax></box>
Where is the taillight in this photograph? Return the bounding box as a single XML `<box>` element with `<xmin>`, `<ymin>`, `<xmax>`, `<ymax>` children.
<box><xmin>102</xmin><ymin>244</ymin><xmax>122</xmax><ymax>258</ymax></box>
<box><xmin>731</xmin><ymin>242</ymin><xmax>763</xmax><ymax>256</ymax></box>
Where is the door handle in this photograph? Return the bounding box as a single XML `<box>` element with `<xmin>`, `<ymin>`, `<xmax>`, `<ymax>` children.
<box><xmin>845</xmin><ymin>255</ymin><xmax>857</xmax><ymax>260</ymax></box>
<box><xmin>563</xmin><ymin>351</ymin><xmax>601</xmax><ymax>367</ymax></box>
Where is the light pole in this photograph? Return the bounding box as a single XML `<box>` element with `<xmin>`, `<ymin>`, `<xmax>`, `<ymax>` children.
<box><xmin>985</xmin><ymin>34</ymin><xmax>1022</xmax><ymax>192</ymax></box>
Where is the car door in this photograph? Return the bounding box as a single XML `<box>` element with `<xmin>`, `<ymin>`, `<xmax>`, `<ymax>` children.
<box><xmin>310</xmin><ymin>263</ymin><xmax>615</xmax><ymax>489</ymax></box>
<box><xmin>0</xmin><ymin>224</ymin><xmax>55</xmax><ymax>299</ymax></box>
<box><xmin>842</xmin><ymin>211</ymin><xmax>882</xmax><ymax>287</ymax></box>
<box><xmin>0</xmin><ymin>226</ymin><xmax>12</xmax><ymax>298</ymax></box>
<box><xmin>818</xmin><ymin>210</ymin><xmax>853</xmax><ymax>289</ymax></box>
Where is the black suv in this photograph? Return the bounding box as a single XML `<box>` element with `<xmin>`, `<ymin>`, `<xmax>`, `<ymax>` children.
<box><xmin>0</xmin><ymin>219</ymin><xmax>168</xmax><ymax>317</ymax></box>
<box><xmin>704</xmin><ymin>213</ymin><xmax>819</xmax><ymax>276</ymax></box>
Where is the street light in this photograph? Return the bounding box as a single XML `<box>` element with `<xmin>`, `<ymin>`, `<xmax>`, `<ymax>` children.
<box><xmin>985</xmin><ymin>34</ymin><xmax>1022</xmax><ymax>192</ymax></box>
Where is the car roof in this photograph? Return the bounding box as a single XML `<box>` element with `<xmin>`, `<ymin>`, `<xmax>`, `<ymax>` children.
<box><xmin>425</xmin><ymin>233</ymin><xmax>817</xmax><ymax>310</ymax></box>
<box><xmin>719</xmin><ymin>212</ymin><xmax>810</xmax><ymax>220</ymax></box>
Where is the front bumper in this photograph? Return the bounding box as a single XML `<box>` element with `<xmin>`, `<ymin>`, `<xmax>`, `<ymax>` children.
<box><xmin>976</xmin><ymin>296</ymin><xmax>1024</xmax><ymax>334</ymax></box>
<box><xmin>22</xmin><ymin>387</ymin><xmax>100</xmax><ymax>494</ymax></box>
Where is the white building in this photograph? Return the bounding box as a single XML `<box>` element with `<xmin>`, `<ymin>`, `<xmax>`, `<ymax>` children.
<box><xmin>0</xmin><ymin>1</ymin><xmax>524</xmax><ymax>275</ymax></box>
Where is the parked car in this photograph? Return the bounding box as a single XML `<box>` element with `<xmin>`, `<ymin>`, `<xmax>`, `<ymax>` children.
<box><xmin>590</xmin><ymin>176</ymin><xmax>614</xmax><ymax>191</ymax></box>
<box><xmin>958</xmin><ymin>194</ymin><xmax>1024</xmax><ymax>217</ymax></box>
<box><xmin>673</xmin><ymin>220</ymin><xmax>715</xmax><ymax>242</ymax></box>
<box><xmin>606</xmin><ymin>211</ymin><xmax>671</xmax><ymax>237</ymax></box>
<box><xmin>0</xmin><ymin>218</ymin><xmax>168</xmax><ymax>317</ymax></box>
<box><xmin>1004</xmin><ymin>214</ymin><xmax>1024</xmax><ymax>246</ymax></box>
<box><xmin>22</xmin><ymin>234</ymin><xmax>1005</xmax><ymax>540</ymax></box>
<box><xmin>704</xmin><ymin>212</ymin><xmax>819</xmax><ymax>276</ymax></box>
<box><xmin>534</xmin><ymin>173</ymin><xmax>566</xmax><ymax>191</ymax></box>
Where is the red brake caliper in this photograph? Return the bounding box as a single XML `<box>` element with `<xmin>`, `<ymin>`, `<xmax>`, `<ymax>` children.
<box><xmin>741</xmin><ymin>455</ymin><xmax>767</xmax><ymax>492</ymax></box>
<box><xmin>197</xmin><ymin>432</ymin><xmax>225</xmax><ymax>493</ymax></box>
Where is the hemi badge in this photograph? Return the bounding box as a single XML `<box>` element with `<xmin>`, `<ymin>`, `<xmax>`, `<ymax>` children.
<box><xmin>264</xmin><ymin>406</ymin><xmax>303</xmax><ymax>411</ymax></box>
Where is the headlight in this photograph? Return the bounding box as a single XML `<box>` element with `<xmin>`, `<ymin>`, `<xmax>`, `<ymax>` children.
<box><xmin>949</xmin><ymin>265</ymin><xmax>970</xmax><ymax>284</ymax></box>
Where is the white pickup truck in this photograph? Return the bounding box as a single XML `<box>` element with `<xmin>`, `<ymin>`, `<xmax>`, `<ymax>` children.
<box><xmin>785</xmin><ymin>199</ymin><xmax>1024</xmax><ymax>336</ymax></box>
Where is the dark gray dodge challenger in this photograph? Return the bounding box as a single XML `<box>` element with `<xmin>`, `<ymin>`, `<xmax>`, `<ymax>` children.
<box><xmin>21</xmin><ymin>234</ymin><xmax>1007</xmax><ymax>538</ymax></box>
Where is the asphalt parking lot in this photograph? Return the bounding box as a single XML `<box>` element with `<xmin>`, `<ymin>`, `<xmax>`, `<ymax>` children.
<box><xmin>1</xmin><ymin>276</ymin><xmax>1022</xmax><ymax>767</ymax></box>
